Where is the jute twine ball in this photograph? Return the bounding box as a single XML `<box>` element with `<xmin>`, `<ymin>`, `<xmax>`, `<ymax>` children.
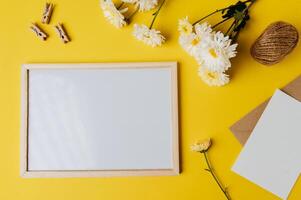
<box><xmin>251</xmin><ymin>21</ymin><xmax>299</xmax><ymax>66</ymax></box>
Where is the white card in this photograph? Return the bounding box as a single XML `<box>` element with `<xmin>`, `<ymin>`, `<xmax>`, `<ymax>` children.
<box><xmin>232</xmin><ymin>89</ymin><xmax>301</xmax><ymax>199</ymax></box>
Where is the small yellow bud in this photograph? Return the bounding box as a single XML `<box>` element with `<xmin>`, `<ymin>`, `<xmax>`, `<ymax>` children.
<box><xmin>191</xmin><ymin>138</ymin><xmax>212</xmax><ymax>152</ymax></box>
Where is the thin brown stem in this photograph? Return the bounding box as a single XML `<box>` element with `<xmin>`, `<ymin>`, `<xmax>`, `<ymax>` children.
<box><xmin>228</xmin><ymin>0</ymin><xmax>256</xmax><ymax>39</ymax></box>
<box><xmin>192</xmin><ymin>0</ymin><xmax>255</xmax><ymax>26</ymax></box>
<box><xmin>225</xmin><ymin>19</ymin><xmax>236</xmax><ymax>36</ymax></box>
<box><xmin>117</xmin><ymin>2</ymin><xmax>124</xmax><ymax>9</ymax></box>
<box><xmin>149</xmin><ymin>0</ymin><xmax>165</xmax><ymax>29</ymax></box>
<box><xmin>212</xmin><ymin>17</ymin><xmax>231</xmax><ymax>29</ymax></box>
<box><xmin>203</xmin><ymin>152</ymin><xmax>231</xmax><ymax>200</ymax></box>
<box><xmin>192</xmin><ymin>8</ymin><xmax>226</xmax><ymax>26</ymax></box>
<box><xmin>126</xmin><ymin>6</ymin><xmax>139</xmax><ymax>22</ymax></box>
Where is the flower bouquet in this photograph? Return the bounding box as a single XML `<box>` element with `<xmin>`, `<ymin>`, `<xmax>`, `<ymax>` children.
<box><xmin>178</xmin><ymin>0</ymin><xmax>255</xmax><ymax>86</ymax></box>
<box><xmin>100</xmin><ymin>0</ymin><xmax>166</xmax><ymax>47</ymax></box>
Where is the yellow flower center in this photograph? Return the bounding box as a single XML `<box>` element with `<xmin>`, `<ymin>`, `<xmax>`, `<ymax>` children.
<box><xmin>143</xmin><ymin>33</ymin><xmax>151</xmax><ymax>39</ymax></box>
<box><xmin>191</xmin><ymin>37</ymin><xmax>200</xmax><ymax>46</ymax></box>
<box><xmin>207</xmin><ymin>71</ymin><xmax>217</xmax><ymax>79</ymax></box>
<box><xmin>183</xmin><ymin>26</ymin><xmax>191</xmax><ymax>34</ymax></box>
<box><xmin>183</xmin><ymin>27</ymin><xmax>189</xmax><ymax>33</ymax></box>
<box><xmin>209</xmin><ymin>48</ymin><xmax>218</xmax><ymax>58</ymax></box>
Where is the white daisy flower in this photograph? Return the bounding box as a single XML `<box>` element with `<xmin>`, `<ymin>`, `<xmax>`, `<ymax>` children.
<box><xmin>199</xmin><ymin>31</ymin><xmax>237</xmax><ymax>72</ymax></box>
<box><xmin>137</xmin><ymin>0</ymin><xmax>158</xmax><ymax>12</ymax></box>
<box><xmin>179</xmin><ymin>33</ymin><xmax>202</xmax><ymax>56</ymax></box>
<box><xmin>179</xmin><ymin>22</ymin><xmax>213</xmax><ymax>57</ymax></box>
<box><xmin>191</xmin><ymin>139</ymin><xmax>212</xmax><ymax>152</ymax></box>
<box><xmin>194</xmin><ymin>22</ymin><xmax>212</xmax><ymax>38</ymax></box>
<box><xmin>198</xmin><ymin>67</ymin><xmax>229</xmax><ymax>86</ymax></box>
<box><xmin>133</xmin><ymin>24</ymin><xmax>165</xmax><ymax>47</ymax></box>
<box><xmin>213</xmin><ymin>31</ymin><xmax>238</xmax><ymax>58</ymax></box>
<box><xmin>198</xmin><ymin>45</ymin><xmax>231</xmax><ymax>72</ymax></box>
<box><xmin>100</xmin><ymin>0</ymin><xmax>128</xmax><ymax>28</ymax></box>
<box><xmin>178</xmin><ymin>16</ymin><xmax>193</xmax><ymax>35</ymax></box>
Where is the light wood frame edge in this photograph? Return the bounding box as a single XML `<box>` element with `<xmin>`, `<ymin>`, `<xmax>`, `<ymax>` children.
<box><xmin>20</xmin><ymin>62</ymin><xmax>179</xmax><ymax>178</ymax></box>
<box><xmin>20</xmin><ymin>65</ymin><xmax>28</xmax><ymax>177</ymax></box>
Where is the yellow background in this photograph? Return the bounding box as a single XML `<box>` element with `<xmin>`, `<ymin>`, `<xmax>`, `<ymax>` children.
<box><xmin>1</xmin><ymin>0</ymin><xmax>301</xmax><ymax>199</ymax></box>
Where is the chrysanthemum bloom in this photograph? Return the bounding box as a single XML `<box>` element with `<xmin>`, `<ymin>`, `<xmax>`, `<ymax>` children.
<box><xmin>178</xmin><ymin>17</ymin><xmax>193</xmax><ymax>35</ymax></box>
<box><xmin>191</xmin><ymin>138</ymin><xmax>212</xmax><ymax>153</ymax></box>
<box><xmin>178</xmin><ymin>20</ymin><xmax>237</xmax><ymax>86</ymax></box>
<box><xmin>137</xmin><ymin>0</ymin><xmax>158</xmax><ymax>11</ymax></box>
<box><xmin>199</xmin><ymin>31</ymin><xmax>237</xmax><ymax>72</ymax></box>
<box><xmin>191</xmin><ymin>137</ymin><xmax>231</xmax><ymax>199</ymax></box>
<box><xmin>133</xmin><ymin>24</ymin><xmax>165</xmax><ymax>47</ymax></box>
<box><xmin>179</xmin><ymin>21</ymin><xmax>212</xmax><ymax>57</ymax></box>
<box><xmin>100</xmin><ymin>0</ymin><xmax>128</xmax><ymax>28</ymax></box>
<box><xmin>122</xmin><ymin>0</ymin><xmax>158</xmax><ymax>11</ymax></box>
<box><xmin>198</xmin><ymin>67</ymin><xmax>229</xmax><ymax>86</ymax></box>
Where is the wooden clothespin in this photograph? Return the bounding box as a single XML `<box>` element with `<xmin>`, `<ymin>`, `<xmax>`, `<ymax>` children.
<box><xmin>42</xmin><ymin>3</ymin><xmax>54</xmax><ymax>24</ymax></box>
<box><xmin>30</xmin><ymin>23</ymin><xmax>48</xmax><ymax>41</ymax></box>
<box><xmin>54</xmin><ymin>23</ymin><xmax>70</xmax><ymax>43</ymax></box>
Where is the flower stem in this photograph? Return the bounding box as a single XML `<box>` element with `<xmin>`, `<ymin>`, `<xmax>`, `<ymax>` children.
<box><xmin>202</xmin><ymin>152</ymin><xmax>231</xmax><ymax>200</ymax></box>
<box><xmin>192</xmin><ymin>8</ymin><xmax>227</xmax><ymax>26</ymax></box>
<box><xmin>225</xmin><ymin>19</ymin><xmax>236</xmax><ymax>36</ymax></box>
<box><xmin>228</xmin><ymin>0</ymin><xmax>256</xmax><ymax>40</ymax></box>
<box><xmin>212</xmin><ymin>17</ymin><xmax>231</xmax><ymax>29</ymax></box>
<box><xmin>192</xmin><ymin>0</ymin><xmax>255</xmax><ymax>27</ymax></box>
<box><xmin>117</xmin><ymin>2</ymin><xmax>124</xmax><ymax>9</ymax></box>
<box><xmin>126</xmin><ymin>6</ymin><xmax>139</xmax><ymax>22</ymax></box>
<box><xmin>149</xmin><ymin>0</ymin><xmax>166</xmax><ymax>29</ymax></box>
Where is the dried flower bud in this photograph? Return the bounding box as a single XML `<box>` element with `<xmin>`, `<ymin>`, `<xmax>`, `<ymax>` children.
<box><xmin>191</xmin><ymin>138</ymin><xmax>212</xmax><ymax>152</ymax></box>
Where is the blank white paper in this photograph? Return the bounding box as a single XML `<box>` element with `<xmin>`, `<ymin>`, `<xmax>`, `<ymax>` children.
<box><xmin>232</xmin><ymin>89</ymin><xmax>301</xmax><ymax>199</ymax></box>
<box><xmin>28</xmin><ymin>67</ymin><xmax>174</xmax><ymax>171</ymax></box>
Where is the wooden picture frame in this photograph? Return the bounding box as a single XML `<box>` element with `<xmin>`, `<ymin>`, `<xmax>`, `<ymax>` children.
<box><xmin>20</xmin><ymin>62</ymin><xmax>179</xmax><ymax>178</ymax></box>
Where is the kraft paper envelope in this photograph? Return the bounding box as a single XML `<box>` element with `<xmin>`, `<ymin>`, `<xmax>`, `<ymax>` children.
<box><xmin>230</xmin><ymin>75</ymin><xmax>301</xmax><ymax>145</ymax></box>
